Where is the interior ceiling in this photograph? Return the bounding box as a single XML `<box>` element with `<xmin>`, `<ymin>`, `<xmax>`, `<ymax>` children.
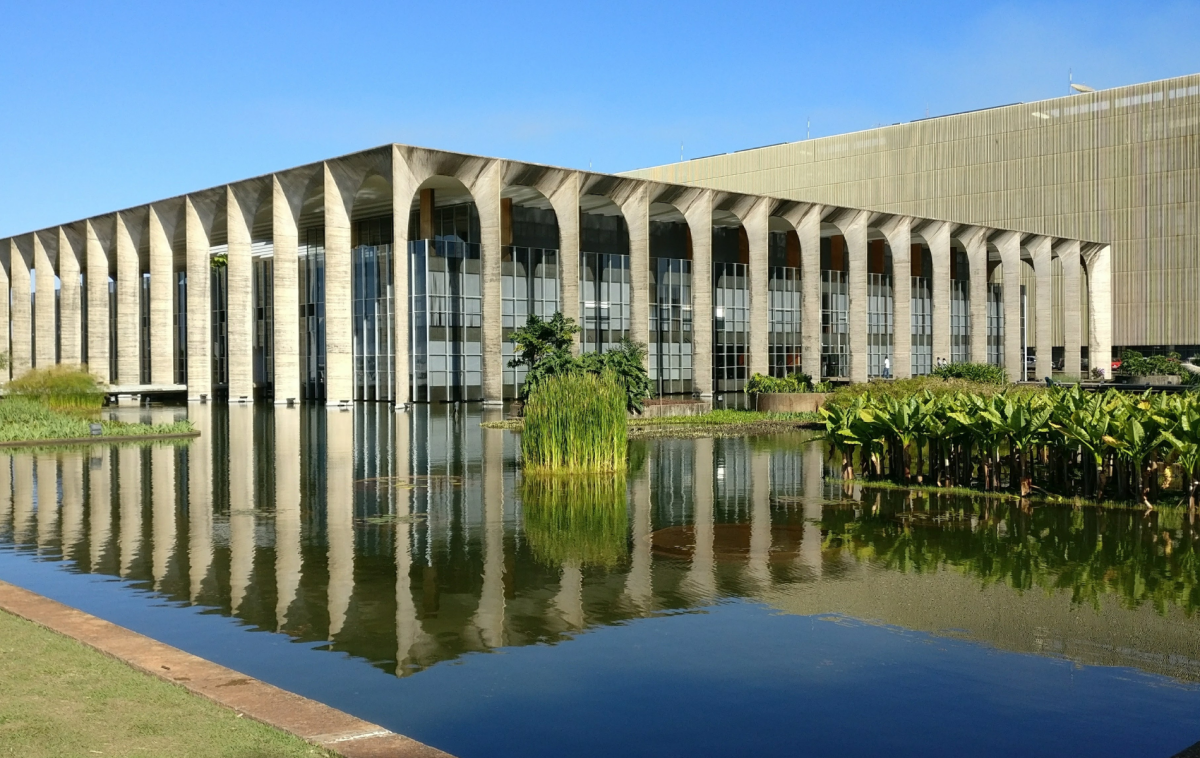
<box><xmin>712</xmin><ymin>209</ymin><xmax>741</xmax><ymax>228</ymax></box>
<box><xmin>649</xmin><ymin>203</ymin><xmax>686</xmax><ymax>223</ymax></box>
<box><xmin>579</xmin><ymin>194</ymin><xmax>623</xmax><ymax>216</ymax></box>
<box><xmin>501</xmin><ymin>185</ymin><xmax>553</xmax><ymax>210</ymax></box>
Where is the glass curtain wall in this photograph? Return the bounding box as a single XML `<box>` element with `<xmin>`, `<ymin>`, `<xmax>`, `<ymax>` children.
<box><xmin>174</xmin><ymin>271</ymin><xmax>187</xmax><ymax>385</ymax></box>
<box><xmin>987</xmin><ymin>267</ymin><xmax>1004</xmax><ymax>366</ymax></box>
<box><xmin>502</xmin><ymin>247</ymin><xmax>559</xmax><ymax>398</ymax></box>
<box><xmin>409</xmin><ymin>203</ymin><xmax>482</xmax><ymax>403</ymax></box>
<box><xmin>253</xmin><ymin>254</ymin><xmax>275</xmax><ymax>395</ymax></box>
<box><xmin>140</xmin><ymin>273</ymin><xmax>150</xmax><ymax>383</ymax></box>
<box><xmin>580</xmin><ymin>252</ymin><xmax>630</xmax><ymax>354</ymax></box>
<box><xmin>768</xmin><ymin>231</ymin><xmax>801</xmax><ymax>378</ymax></box>
<box><xmin>950</xmin><ymin>249</ymin><xmax>970</xmax><ymax>364</ymax></box>
<box><xmin>820</xmin><ymin>236</ymin><xmax>850</xmax><ymax>380</ymax></box>
<box><xmin>299</xmin><ymin>228</ymin><xmax>326</xmax><ymax>401</ymax></box>
<box><xmin>80</xmin><ymin>273</ymin><xmax>88</xmax><ymax>366</ymax></box>
<box><xmin>650</xmin><ymin>256</ymin><xmax>693</xmax><ymax>395</ymax></box>
<box><xmin>353</xmin><ymin>218</ymin><xmax>395</xmax><ymax>403</ymax></box>
<box><xmin>108</xmin><ymin>278</ymin><xmax>117</xmax><ymax>382</ymax></box>
<box><xmin>911</xmin><ymin>245</ymin><xmax>933</xmax><ymax>376</ymax></box>
<box><xmin>867</xmin><ymin>240</ymin><xmax>893</xmax><ymax>378</ymax></box>
<box><xmin>210</xmin><ymin>254</ymin><xmax>228</xmax><ymax>390</ymax></box>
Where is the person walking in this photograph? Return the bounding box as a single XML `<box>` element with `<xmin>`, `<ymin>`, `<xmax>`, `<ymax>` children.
<box><xmin>883</xmin><ymin>356</ymin><xmax>891</xmax><ymax>379</ymax></box>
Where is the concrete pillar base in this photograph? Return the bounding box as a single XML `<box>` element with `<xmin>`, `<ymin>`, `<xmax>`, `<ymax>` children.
<box><xmin>116</xmin><ymin>394</ymin><xmax>140</xmax><ymax>407</ymax></box>
<box><xmin>482</xmin><ymin>399</ymin><xmax>504</xmax><ymax>407</ymax></box>
<box><xmin>273</xmin><ymin>397</ymin><xmax>298</xmax><ymax>407</ymax></box>
<box><xmin>187</xmin><ymin>394</ymin><xmax>211</xmax><ymax>404</ymax></box>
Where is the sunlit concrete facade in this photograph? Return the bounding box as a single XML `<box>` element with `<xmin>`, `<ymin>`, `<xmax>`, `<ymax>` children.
<box><xmin>627</xmin><ymin>73</ymin><xmax>1200</xmax><ymax>358</ymax></box>
<box><xmin>0</xmin><ymin>145</ymin><xmax>1108</xmax><ymax>404</ymax></box>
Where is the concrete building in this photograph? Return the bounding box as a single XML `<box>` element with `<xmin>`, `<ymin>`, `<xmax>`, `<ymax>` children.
<box><xmin>0</xmin><ymin>144</ymin><xmax>1108</xmax><ymax>405</ymax></box>
<box><xmin>627</xmin><ymin>72</ymin><xmax>1200</xmax><ymax>360</ymax></box>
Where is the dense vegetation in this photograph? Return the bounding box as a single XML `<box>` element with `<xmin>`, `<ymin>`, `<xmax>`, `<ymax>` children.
<box><xmin>821</xmin><ymin>384</ymin><xmax>1200</xmax><ymax>508</ymax></box>
<box><xmin>520</xmin><ymin>372</ymin><xmax>628</xmax><ymax>473</ymax></box>
<box><xmin>6</xmin><ymin>366</ymin><xmax>105</xmax><ymax>410</ymax></box>
<box><xmin>1118</xmin><ymin>350</ymin><xmax>1200</xmax><ymax>385</ymax></box>
<box><xmin>931</xmin><ymin>361</ymin><xmax>1009</xmax><ymax>385</ymax></box>
<box><xmin>745</xmin><ymin>371</ymin><xmax>831</xmax><ymax>395</ymax></box>
<box><xmin>509</xmin><ymin>313</ymin><xmax>652</xmax><ymax>413</ymax></box>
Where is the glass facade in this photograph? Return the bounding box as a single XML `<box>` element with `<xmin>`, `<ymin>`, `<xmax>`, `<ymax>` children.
<box><xmin>580</xmin><ymin>252</ymin><xmax>631</xmax><ymax>355</ymax></box>
<box><xmin>299</xmin><ymin>228</ymin><xmax>325</xmax><ymax>401</ymax></box>
<box><xmin>911</xmin><ymin>276</ymin><xmax>932</xmax><ymax>376</ymax></box>
<box><xmin>650</xmin><ymin>257</ymin><xmax>692</xmax><ymax>395</ymax></box>
<box><xmin>175</xmin><ymin>271</ymin><xmax>187</xmax><ymax>385</ymax></box>
<box><xmin>714</xmin><ymin>261</ymin><xmax>749</xmax><ymax>392</ymax></box>
<box><xmin>108</xmin><ymin>278</ymin><xmax>116</xmax><ymax>382</ymax></box>
<box><xmin>868</xmin><ymin>272</ymin><xmax>894</xmax><ymax>378</ymax></box>
<box><xmin>502</xmin><ymin>247</ymin><xmax>559</xmax><ymax>399</ymax></box>
<box><xmin>409</xmin><ymin>239</ymin><xmax>482</xmax><ymax>403</ymax></box>
<box><xmin>140</xmin><ymin>273</ymin><xmax>150</xmax><ymax>383</ymax></box>
<box><xmin>768</xmin><ymin>266</ymin><xmax>801</xmax><ymax>378</ymax></box>
<box><xmin>987</xmin><ymin>283</ymin><xmax>1004</xmax><ymax>367</ymax></box>
<box><xmin>820</xmin><ymin>270</ymin><xmax>849</xmax><ymax>380</ymax></box>
<box><xmin>253</xmin><ymin>256</ymin><xmax>274</xmax><ymax>393</ymax></box>
<box><xmin>352</xmin><ymin>243</ymin><xmax>395</xmax><ymax>403</ymax></box>
<box><xmin>211</xmin><ymin>262</ymin><xmax>228</xmax><ymax>389</ymax></box>
<box><xmin>950</xmin><ymin>250</ymin><xmax>970</xmax><ymax>365</ymax></box>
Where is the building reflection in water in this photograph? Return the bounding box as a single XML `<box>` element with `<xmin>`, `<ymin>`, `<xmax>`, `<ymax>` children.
<box><xmin>2</xmin><ymin>403</ymin><xmax>1200</xmax><ymax>685</ymax></box>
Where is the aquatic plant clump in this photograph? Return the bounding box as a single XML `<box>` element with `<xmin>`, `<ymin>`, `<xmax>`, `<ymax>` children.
<box><xmin>0</xmin><ymin>396</ymin><xmax>194</xmax><ymax>443</ymax></box>
<box><xmin>521</xmin><ymin>371</ymin><xmax>628</xmax><ymax>473</ymax></box>
<box><xmin>5</xmin><ymin>365</ymin><xmax>105</xmax><ymax>411</ymax></box>
<box><xmin>820</xmin><ymin>384</ymin><xmax>1200</xmax><ymax>509</ymax></box>
<box><xmin>520</xmin><ymin>476</ymin><xmax>629</xmax><ymax>569</ymax></box>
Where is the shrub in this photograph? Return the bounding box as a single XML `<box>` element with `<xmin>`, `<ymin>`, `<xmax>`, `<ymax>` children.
<box><xmin>6</xmin><ymin>365</ymin><xmax>105</xmax><ymax>411</ymax></box>
<box><xmin>521</xmin><ymin>371</ymin><xmax>627</xmax><ymax>473</ymax></box>
<box><xmin>746</xmin><ymin>371</ymin><xmax>813</xmax><ymax>395</ymax></box>
<box><xmin>1118</xmin><ymin>350</ymin><xmax>1186</xmax><ymax>378</ymax></box>
<box><xmin>931</xmin><ymin>361</ymin><xmax>1008</xmax><ymax>385</ymax></box>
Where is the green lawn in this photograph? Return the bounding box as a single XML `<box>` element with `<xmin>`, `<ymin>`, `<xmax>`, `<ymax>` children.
<box><xmin>0</xmin><ymin>397</ymin><xmax>193</xmax><ymax>443</ymax></box>
<box><xmin>0</xmin><ymin>609</ymin><xmax>333</xmax><ymax>758</ymax></box>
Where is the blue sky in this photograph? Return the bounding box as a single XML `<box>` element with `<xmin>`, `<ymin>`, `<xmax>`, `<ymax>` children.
<box><xmin>2</xmin><ymin>0</ymin><xmax>1198</xmax><ymax>237</ymax></box>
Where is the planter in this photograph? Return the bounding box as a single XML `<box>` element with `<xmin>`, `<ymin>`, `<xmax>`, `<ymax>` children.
<box><xmin>636</xmin><ymin>399</ymin><xmax>712</xmax><ymax>419</ymax></box>
<box><xmin>755</xmin><ymin>392</ymin><xmax>829</xmax><ymax>414</ymax></box>
<box><xmin>1118</xmin><ymin>374</ymin><xmax>1181</xmax><ymax>386</ymax></box>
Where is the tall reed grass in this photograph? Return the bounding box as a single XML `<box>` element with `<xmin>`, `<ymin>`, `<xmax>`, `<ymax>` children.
<box><xmin>520</xmin><ymin>476</ymin><xmax>628</xmax><ymax>568</ymax></box>
<box><xmin>5</xmin><ymin>365</ymin><xmax>105</xmax><ymax>411</ymax></box>
<box><xmin>521</xmin><ymin>371</ymin><xmax>627</xmax><ymax>473</ymax></box>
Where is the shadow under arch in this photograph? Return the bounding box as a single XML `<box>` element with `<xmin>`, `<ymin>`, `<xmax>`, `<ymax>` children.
<box><xmin>985</xmin><ymin>241</ymin><xmax>1006</xmax><ymax>368</ymax></box>
<box><xmin>908</xmin><ymin>229</ymin><xmax>936</xmax><ymax>376</ymax></box>
<box><xmin>578</xmin><ymin>193</ymin><xmax>630</xmax><ymax>356</ymax></box>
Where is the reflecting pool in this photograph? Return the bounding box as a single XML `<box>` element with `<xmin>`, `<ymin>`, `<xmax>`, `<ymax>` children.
<box><xmin>2</xmin><ymin>404</ymin><xmax>1200</xmax><ymax>757</ymax></box>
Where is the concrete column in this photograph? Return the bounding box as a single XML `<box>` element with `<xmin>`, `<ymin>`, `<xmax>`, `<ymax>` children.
<box><xmin>927</xmin><ymin>222</ymin><xmax>951</xmax><ymax>368</ymax></box>
<box><xmin>684</xmin><ymin>191</ymin><xmax>714</xmax><ymax>396</ymax></box>
<box><xmin>323</xmin><ymin>165</ymin><xmax>354</xmax><ymax>405</ymax></box>
<box><xmin>475</xmin><ymin>412</ymin><xmax>506</xmax><ymax>648</ymax></box>
<box><xmin>36</xmin><ymin>456</ymin><xmax>58</xmax><ymax>553</ymax></box>
<box><xmin>12</xmin><ymin>455</ymin><xmax>33</xmax><ymax>544</ymax></box>
<box><xmin>748</xmin><ymin>449</ymin><xmax>771</xmax><ymax>590</ymax></box>
<box><xmin>1030</xmin><ymin>236</ymin><xmax>1053</xmax><ymax>381</ymax></box>
<box><xmin>623</xmin><ymin>185</ymin><xmax>651</xmax><ymax>363</ymax></box>
<box><xmin>625</xmin><ymin>472</ymin><xmax>652</xmax><ymax>612</ymax></box>
<box><xmin>683</xmin><ymin>437</ymin><xmax>716</xmax><ymax>600</ymax></box>
<box><xmin>1059</xmin><ymin>240</ymin><xmax>1083</xmax><ymax>377</ymax></box>
<box><xmin>33</xmin><ymin>232</ymin><xmax>56</xmax><ymax>369</ymax></box>
<box><xmin>60</xmin><ymin>452</ymin><xmax>84</xmax><ymax>557</ymax></box>
<box><xmin>151</xmin><ymin>445</ymin><xmax>176</xmax><ymax>591</ymax></box>
<box><xmin>394</xmin><ymin>409</ymin><xmax>424</xmax><ymax>671</ymax></box>
<box><xmin>548</xmin><ymin>174</ymin><xmax>581</xmax><ymax>353</ymax></box>
<box><xmin>274</xmin><ymin>407</ymin><xmax>301</xmax><ymax>630</ymax></box>
<box><xmin>745</xmin><ymin>201</ymin><xmax>770</xmax><ymax>378</ymax></box>
<box><xmin>148</xmin><ymin>206</ymin><xmax>175</xmax><ymax>385</ymax></box>
<box><xmin>85</xmin><ymin>220</ymin><xmax>111</xmax><ymax>383</ymax></box>
<box><xmin>798</xmin><ymin>209</ymin><xmax>822</xmax><ymax>379</ymax></box>
<box><xmin>1087</xmin><ymin>245</ymin><xmax>1112</xmax><ymax>381</ymax></box>
<box><xmin>474</xmin><ymin>162</ymin><xmax>504</xmax><ymax>405</ymax></box>
<box><xmin>57</xmin><ymin>227</ymin><xmax>83</xmax><ymax>366</ymax></box>
<box><xmin>802</xmin><ymin>440</ymin><xmax>824</xmax><ymax>578</ymax></box>
<box><xmin>553</xmin><ymin>564</ymin><xmax>585</xmax><ymax>630</ymax></box>
<box><xmin>184</xmin><ymin>198</ymin><xmax>213</xmax><ymax>401</ymax></box>
<box><xmin>11</xmin><ymin>238</ymin><xmax>32</xmax><ymax>377</ymax></box>
<box><xmin>228</xmin><ymin>403</ymin><xmax>254</xmax><ymax>613</ymax></box>
<box><xmin>964</xmin><ymin>228</ymin><xmax>989</xmax><ymax>365</ymax></box>
<box><xmin>118</xmin><ymin>446</ymin><xmax>141</xmax><ymax>577</ymax></box>
<box><xmin>883</xmin><ymin>218</ymin><xmax>913</xmax><ymax>379</ymax></box>
<box><xmin>687</xmin><ymin>223</ymin><xmax>720</xmax><ymax>397</ymax></box>
<box><xmin>844</xmin><ymin>212</ymin><xmax>870</xmax><ymax>383</ymax></box>
<box><xmin>88</xmin><ymin>449</ymin><xmax>112</xmax><ymax>572</ymax></box>
<box><xmin>996</xmin><ymin>232</ymin><xmax>1023</xmax><ymax>376</ymax></box>
<box><xmin>226</xmin><ymin>187</ymin><xmax>254</xmax><ymax>401</ymax></box>
<box><xmin>273</xmin><ymin>175</ymin><xmax>303</xmax><ymax>406</ymax></box>
<box><xmin>326</xmin><ymin>408</ymin><xmax>354</xmax><ymax>638</ymax></box>
<box><xmin>115</xmin><ymin>212</ymin><xmax>142</xmax><ymax>385</ymax></box>
<box><xmin>187</xmin><ymin>404</ymin><xmax>213</xmax><ymax>601</ymax></box>
<box><xmin>391</xmin><ymin>147</ymin><xmax>419</xmax><ymax>407</ymax></box>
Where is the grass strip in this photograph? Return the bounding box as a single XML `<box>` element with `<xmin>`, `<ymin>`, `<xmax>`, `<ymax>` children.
<box><xmin>0</xmin><ymin>608</ymin><xmax>333</xmax><ymax>758</ymax></box>
<box><xmin>0</xmin><ymin>397</ymin><xmax>194</xmax><ymax>444</ymax></box>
